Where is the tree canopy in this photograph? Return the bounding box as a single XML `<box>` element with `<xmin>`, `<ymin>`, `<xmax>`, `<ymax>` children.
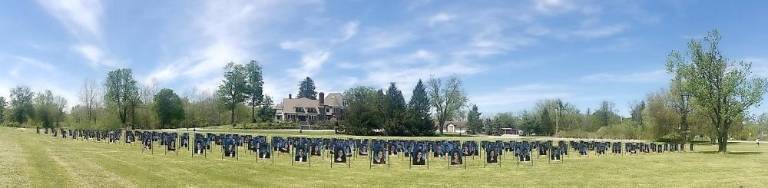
<box><xmin>428</xmin><ymin>76</ymin><xmax>468</xmax><ymax>134</ymax></box>
<box><xmin>154</xmin><ymin>88</ymin><xmax>185</xmax><ymax>128</ymax></box>
<box><xmin>298</xmin><ymin>77</ymin><xmax>317</xmax><ymax>100</ymax></box>
<box><xmin>217</xmin><ymin>62</ymin><xmax>248</xmax><ymax>125</ymax></box>
<box><xmin>104</xmin><ymin>68</ymin><xmax>139</xmax><ymax>127</ymax></box>
<box><xmin>666</xmin><ymin>30</ymin><xmax>768</xmax><ymax>153</ymax></box>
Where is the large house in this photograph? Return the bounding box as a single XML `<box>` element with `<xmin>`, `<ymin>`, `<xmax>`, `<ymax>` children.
<box><xmin>274</xmin><ymin>92</ymin><xmax>344</xmax><ymax>126</ymax></box>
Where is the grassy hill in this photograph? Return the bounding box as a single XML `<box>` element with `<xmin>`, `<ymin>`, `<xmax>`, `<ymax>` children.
<box><xmin>1</xmin><ymin>127</ymin><xmax>766</xmax><ymax>187</ymax></box>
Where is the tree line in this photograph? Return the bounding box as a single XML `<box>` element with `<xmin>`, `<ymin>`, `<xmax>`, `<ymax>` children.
<box><xmin>0</xmin><ymin>30</ymin><xmax>765</xmax><ymax>153</ymax></box>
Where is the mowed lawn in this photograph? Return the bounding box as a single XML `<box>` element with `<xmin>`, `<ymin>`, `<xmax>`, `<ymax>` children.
<box><xmin>1</xmin><ymin>127</ymin><xmax>767</xmax><ymax>188</ymax></box>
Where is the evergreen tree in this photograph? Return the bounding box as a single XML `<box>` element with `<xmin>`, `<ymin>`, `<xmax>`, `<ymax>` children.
<box><xmin>406</xmin><ymin>79</ymin><xmax>434</xmax><ymax>136</ymax></box>
<box><xmin>298</xmin><ymin>77</ymin><xmax>317</xmax><ymax>99</ymax></box>
<box><xmin>245</xmin><ymin>60</ymin><xmax>264</xmax><ymax>123</ymax></box>
<box><xmin>466</xmin><ymin>104</ymin><xmax>482</xmax><ymax>134</ymax></box>
<box><xmin>383</xmin><ymin>82</ymin><xmax>406</xmax><ymax>135</ymax></box>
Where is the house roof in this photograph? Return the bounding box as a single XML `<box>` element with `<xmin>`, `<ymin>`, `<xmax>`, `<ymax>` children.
<box><xmin>276</xmin><ymin>93</ymin><xmax>344</xmax><ymax>113</ymax></box>
<box><xmin>279</xmin><ymin>98</ymin><xmax>320</xmax><ymax>113</ymax></box>
<box><xmin>324</xmin><ymin>93</ymin><xmax>343</xmax><ymax>107</ymax></box>
<box><xmin>440</xmin><ymin>121</ymin><xmax>468</xmax><ymax>128</ymax></box>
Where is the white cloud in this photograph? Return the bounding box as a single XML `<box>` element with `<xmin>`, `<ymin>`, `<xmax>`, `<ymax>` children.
<box><xmin>280</xmin><ymin>20</ymin><xmax>361</xmax><ymax>80</ymax></box>
<box><xmin>409</xmin><ymin>49</ymin><xmax>439</xmax><ymax>62</ymax></box>
<box><xmin>145</xmin><ymin>0</ymin><xmax>323</xmax><ymax>93</ymax></box>
<box><xmin>361</xmin><ymin>31</ymin><xmax>413</xmax><ymax>52</ymax></box>
<box><xmin>341</xmin><ymin>21</ymin><xmax>359</xmax><ymax>41</ymax></box>
<box><xmin>534</xmin><ymin>0</ymin><xmax>574</xmax><ymax>14</ymax></box>
<box><xmin>72</xmin><ymin>43</ymin><xmax>118</xmax><ymax>68</ymax></box>
<box><xmin>364</xmin><ymin>62</ymin><xmax>484</xmax><ymax>91</ymax></box>
<box><xmin>12</xmin><ymin>56</ymin><xmax>55</xmax><ymax>71</ymax></box>
<box><xmin>37</xmin><ymin>0</ymin><xmax>121</xmax><ymax>68</ymax></box>
<box><xmin>287</xmin><ymin>50</ymin><xmax>331</xmax><ymax>79</ymax></box>
<box><xmin>571</xmin><ymin>24</ymin><xmax>628</xmax><ymax>39</ymax></box>
<box><xmin>580</xmin><ymin>70</ymin><xmax>668</xmax><ymax>83</ymax></box>
<box><xmin>36</xmin><ymin>0</ymin><xmax>103</xmax><ymax>39</ymax></box>
<box><xmin>472</xmin><ymin>84</ymin><xmax>572</xmax><ymax>113</ymax></box>
<box><xmin>428</xmin><ymin>12</ymin><xmax>455</xmax><ymax>26</ymax></box>
<box><xmin>0</xmin><ymin>55</ymin><xmax>77</xmax><ymax>108</ymax></box>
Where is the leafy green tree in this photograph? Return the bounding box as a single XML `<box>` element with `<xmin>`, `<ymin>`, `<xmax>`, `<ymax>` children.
<box><xmin>483</xmin><ymin>118</ymin><xmax>494</xmax><ymax>135</ymax></box>
<box><xmin>104</xmin><ymin>68</ymin><xmax>139</xmax><ymax>127</ymax></box>
<box><xmin>466</xmin><ymin>104</ymin><xmax>482</xmax><ymax>134</ymax></box>
<box><xmin>245</xmin><ymin>60</ymin><xmax>264</xmax><ymax>122</ymax></box>
<box><xmin>428</xmin><ymin>76</ymin><xmax>468</xmax><ymax>134</ymax></box>
<box><xmin>520</xmin><ymin>110</ymin><xmax>539</xmax><ymax>135</ymax></box>
<box><xmin>406</xmin><ymin>79</ymin><xmax>434</xmax><ymax>136</ymax></box>
<box><xmin>630</xmin><ymin>101</ymin><xmax>645</xmax><ymax>126</ymax></box>
<box><xmin>154</xmin><ymin>88</ymin><xmax>185</xmax><ymax>128</ymax></box>
<box><xmin>10</xmin><ymin>86</ymin><xmax>35</xmax><ymax>124</ymax></box>
<box><xmin>217</xmin><ymin>62</ymin><xmax>248</xmax><ymax>125</ymax></box>
<box><xmin>643</xmin><ymin>89</ymin><xmax>681</xmax><ymax>141</ymax></box>
<box><xmin>32</xmin><ymin>90</ymin><xmax>66</xmax><ymax>128</ymax></box>
<box><xmin>540</xmin><ymin>107</ymin><xmax>553</xmax><ymax>135</ymax></box>
<box><xmin>258</xmin><ymin>95</ymin><xmax>275</xmax><ymax>122</ymax></box>
<box><xmin>666</xmin><ymin>30</ymin><xmax>767</xmax><ymax>153</ymax></box>
<box><xmin>0</xmin><ymin>96</ymin><xmax>6</xmax><ymax>124</ymax></box>
<box><xmin>383</xmin><ymin>82</ymin><xmax>406</xmax><ymax>135</ymax></box>
<box><xmin>343</xmin><ymin>86</ymin><xmax>383</xmax><ymax>135</ymax></box>
<box><xmin>593</xmin><ymin>101</ymin><xmax>619</xmax><ymax>128</ymax></box>
<box><xmin>298</xmin><ymin>77</ymin><xmax>317</xmax><ymax>100</ymax></box>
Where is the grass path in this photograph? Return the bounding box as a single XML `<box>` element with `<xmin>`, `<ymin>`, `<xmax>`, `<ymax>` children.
<box><xmin>1</xmin><ymin>127</ymin><xmax>767</xmax><ymax>187</ymax></box>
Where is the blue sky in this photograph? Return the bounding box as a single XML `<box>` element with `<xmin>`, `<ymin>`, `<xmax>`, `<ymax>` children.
<box><xmin>2</xmin><ymin>0</ymin><xmax>768</xmax><ymax>116</ymax></box>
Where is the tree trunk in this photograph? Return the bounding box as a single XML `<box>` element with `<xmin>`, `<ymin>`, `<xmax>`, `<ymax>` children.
<box><xmin>251</xmin><ymin>105</ymin><xmax>256</xmax><ymax>123</ymax></box>
<box><xmin>230</xmin><ymin>107</ymin><xmax>236</xmax><ymax>127</ymax></box>
<box><xmin>439</xmin><ymin>120</ymin><xmax>445</xmax><ymax>134</ymax></box>
<box><xmin>718</xmin><ymin>128</ymin><xmax>728</xmax><ymax>153</ymax></box>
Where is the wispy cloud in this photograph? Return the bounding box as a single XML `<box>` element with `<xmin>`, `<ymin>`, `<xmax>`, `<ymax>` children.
<box><xmin>36</xmin><ymin>0</ymin><xmax>120</xmax><ymax>68</ymax></box>
<box><xmin>580</xmin><ymin>70</ymin><xmax>668</xmax><ymax>83</ymax></box>
<box><xmin>471</xmin><ymin>84</ymin><xmax>573</xmax><ymax>113</ymax></box>
<box><xmin>428</xmin><ymin>12</ymin><xmax>455</xmax><ymax>26</ymax></box>
<box><xmin>35</xmin><ymin>0</ymin><xmax>102</xmax><ymax>39</ymax></box>
<box><xmin>145</xmin><ymin>0</ymin><xmax>323</xmax><ymax>93</ymax></box>
<box><xmin>571</xmin><ymin>24</ymin><xmax>628</xmax><ymax>39</ymax></box>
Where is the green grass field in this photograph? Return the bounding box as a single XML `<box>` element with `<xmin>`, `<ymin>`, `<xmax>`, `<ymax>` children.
<box><xmin>1</xmin><ymin>127</ymin><xmax>767</xmax><ymax>188</ymax></box>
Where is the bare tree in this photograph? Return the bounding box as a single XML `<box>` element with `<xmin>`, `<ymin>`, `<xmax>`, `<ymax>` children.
<box><xmin>80</xmin><ymin>79</ymin><xmax>99</xmax><ymax>123</ymax></box>
<box><xmin>428</xmin><ymin>75</ymin><xmax>468</xmax><ymax>134</ymax></box>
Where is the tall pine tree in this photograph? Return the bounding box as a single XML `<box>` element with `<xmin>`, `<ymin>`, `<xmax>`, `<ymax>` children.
<box><xmin>384</xmin><ymin>82</ymin><xmax>406</xmax><ymax>135</ymax></box>
<box><xmin>245</xmin><ymin>60</ymin><xmax>264</xmax><ymax>123</ymax></box>
<box><xmin>298</xmin><ymin>77</ymin><xmax>317</xmax><ymax>99</ymax></box>
<box><xmin>406</xmin><ymin>79</ymin><xmax>434</xmax><ymax>136</ymax></box>
<box><xmin>466</xmin><ymin>104</ymin><xmax>482</xmax><ymax>134</ymax></box>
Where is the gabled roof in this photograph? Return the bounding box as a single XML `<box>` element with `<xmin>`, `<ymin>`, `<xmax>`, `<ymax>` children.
<box><xmin>279</xmin><ymin>98</ymin><xmax>320</xmax><ymax>113</ymax></box>
<box><xmin>324</xmin><ymin>93</ymin><xmax>344</xmax><ymax>107</ymax></box>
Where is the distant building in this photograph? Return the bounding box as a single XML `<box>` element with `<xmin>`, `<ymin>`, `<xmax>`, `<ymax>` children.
<box><xmin>274</xmin><ymin>92</ymin><xmax>344</xmax><ymax>127</ymax></box>
<box><xmin>442</xmin><ymin>121</ymin><xmax>467</xmax><ymax>134</ymax></box>
<box><xmin>501</xmin><ymin>128</ymin><xmax>523</xmax><ymax>136</ymax></box>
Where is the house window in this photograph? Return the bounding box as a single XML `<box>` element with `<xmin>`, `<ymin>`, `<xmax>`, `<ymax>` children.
<box><xmin>295</xmin><ymin>107</ymin><xmax>304</xmax><ymax>113</ymax></box>
<box><xmin>326</xmin><ymin>108</ymin><xmax>330</xmax><ymax>113</ymax></box>
<box><xmin>307</xmin><ymin>108</ymin><xmax>317</xmax><ymax>113</ymax></box>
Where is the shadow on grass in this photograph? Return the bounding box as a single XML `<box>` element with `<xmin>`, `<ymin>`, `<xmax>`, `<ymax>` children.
<box><xmin>696</xmin><ymin>151</ymin><xmax>763</xmax><ymax>155</ymax></box>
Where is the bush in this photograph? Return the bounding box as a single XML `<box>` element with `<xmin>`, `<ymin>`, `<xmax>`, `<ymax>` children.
<box><xmin>238</xmin><ymin>122</ymin><xmax>298</xmax><ymax>129</ymax></box>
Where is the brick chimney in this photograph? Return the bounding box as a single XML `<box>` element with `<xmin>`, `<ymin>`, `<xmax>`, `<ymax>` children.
<box><xmin>319</xmin><ymin>92</ymin><xmax>325</xmax><ymax>105</ymax></box>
